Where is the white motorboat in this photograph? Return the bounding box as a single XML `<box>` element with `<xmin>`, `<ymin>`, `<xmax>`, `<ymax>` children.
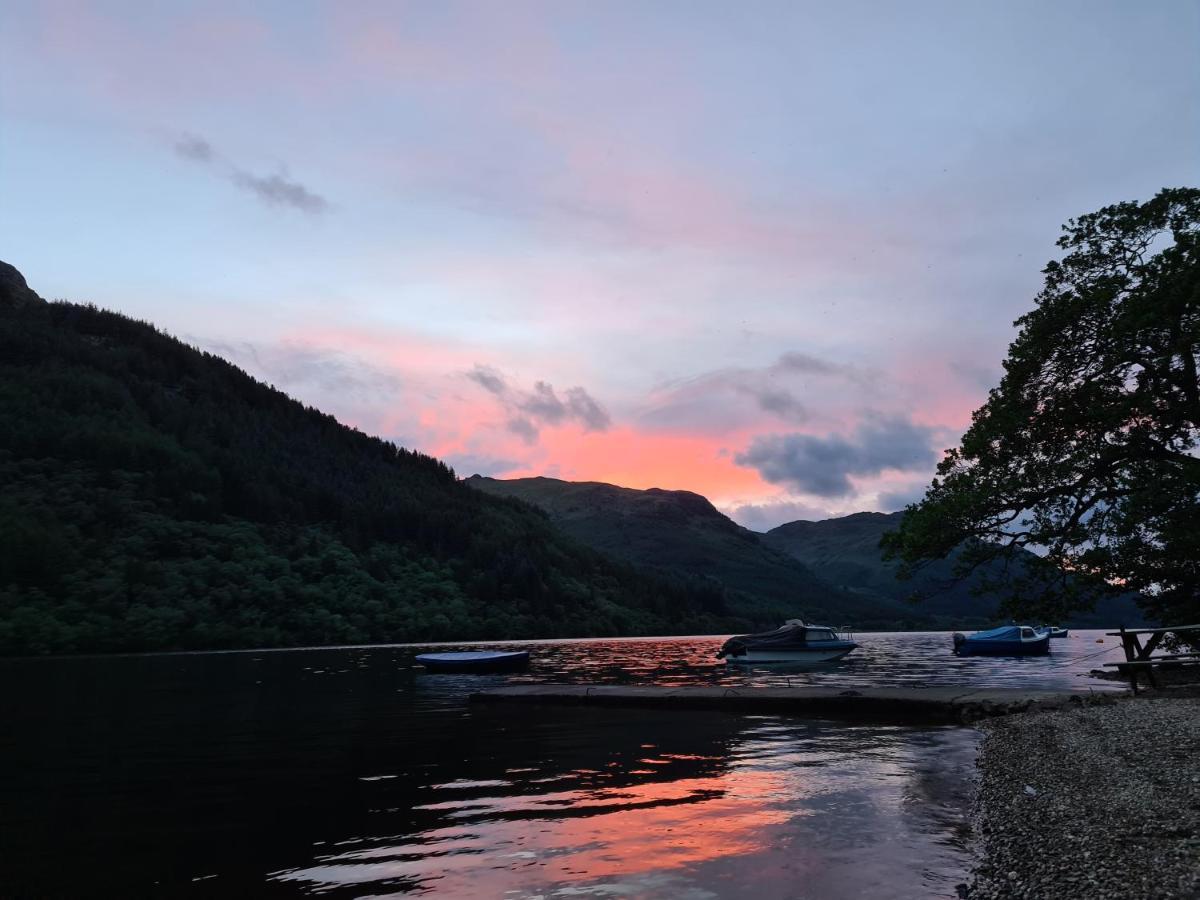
<box><xmin>717</xmin><ymin>619</ymin><xmax>858</xmax><ymax>664</ymax></box>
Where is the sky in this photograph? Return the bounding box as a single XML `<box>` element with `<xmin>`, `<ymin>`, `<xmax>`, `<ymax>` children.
<box><xmin>2</xmin><ymin>1</ymin><xmax>1197</xmax><ymax>530</ymax></box>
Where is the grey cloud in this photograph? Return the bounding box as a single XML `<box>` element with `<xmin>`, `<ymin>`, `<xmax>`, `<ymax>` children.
<box><xmin>467</xmin><ymin>365</ymin><xmax>509</xmax><ymax>396</ymax></box>
<box><xmin>735</xmin><ymin>415</ymin><xmax>940</xmax><ymax>497</ymax></box>
<box><xmin>174</xmin><ymin>133</ymin><xmax>215</xmax><ymax>163</ymax></box>
<box><xmin>565</xmin><ymin>386</ymin><xmax>611</xmax><ymax>431</ymax></box>
<box><xmin>738</xmin><ymin>433</ymin><xmax>858</xmax><ymax>496</ymax></box>
<box><xmin>231</xmin><ymin>170</ymin><xmax>329</xmax><ymax>214</ymax></box>
<box><xmin>518</xmin><ymin>381</ymin><xmax>569</xmax><ymax>424</ymax></box>
<box><xmin>771</xmin><ymin>352</ymin><xmax>875</xmax><ymax>386</ymax></box>
<box><xmin>752</xmin><ymin>387</ymin><xmax>805</xmax><ymax>418</ymax></box>
<box><xmin>640</xmin><ymin>350</ymin><xmax>860</xmax><ymax>431</ymax></box>
<box><xmin>507</xmin><ymin>417</ymin><xmax>539</xmax><ymax>444</ymax></box>
<box><xmin>772</xmin><ymin>352</ymin><xmax>842</xmax><ymax>376</ymax></box>
<box><xmin>468</xmin><ymin>367</ymin><xmax>611</xmax><ymax>441</ymax></box>
<box><xmin>171</xmin><ymin>131</ymin><xmax>329</xmax><ymax>215</ymax></box>
<box><xmin>854</xmin><ymin>416</ymin><xmax>943</xmax><ymax>475</ymax></box>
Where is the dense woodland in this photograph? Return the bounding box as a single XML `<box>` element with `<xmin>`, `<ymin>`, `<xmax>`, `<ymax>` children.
<box><xmin>0</xmin><ymin>271</ymin><xmax>756</xmax><ymax>654</ymax></box>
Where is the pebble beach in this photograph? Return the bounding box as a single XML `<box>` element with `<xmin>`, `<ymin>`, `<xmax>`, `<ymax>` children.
<box><xmin>968</xmin><ymin>696</ymin><xmax>1200</xmax><ymax>899</ymax></box>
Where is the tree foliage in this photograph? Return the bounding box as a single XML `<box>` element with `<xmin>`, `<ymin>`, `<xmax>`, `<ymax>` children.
<box><xmin>883</xmin><ymin>188</ymin><xmax>1200</xmax><ymax>626</ymax></box>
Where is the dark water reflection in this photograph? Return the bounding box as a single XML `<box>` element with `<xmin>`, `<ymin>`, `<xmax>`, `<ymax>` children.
<box><xmin>0</xmin><ymin>632</ymin><xmax>1119</xmax><ymax>897</ymax></box>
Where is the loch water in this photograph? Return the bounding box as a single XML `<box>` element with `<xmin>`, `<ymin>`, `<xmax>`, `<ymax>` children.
<box><xmin>0</xmin><ymin>631</ymin><xmax>1124</xmax><ymax>898</ymax></box>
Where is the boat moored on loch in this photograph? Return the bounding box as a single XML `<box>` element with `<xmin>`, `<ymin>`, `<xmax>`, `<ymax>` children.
<box><xmin>415</xmin><ymin>650</ymin><xmax>531</xmax><ymax>672</ymax></box>
<box><xmin>952</xmin><ymin>625</ymin><xmax>1051</xmax><ymax>656</ymax></box>
<box><xmin>717</xmin><ymin>619</ymin><xmax>858</xmax><ymax>664</ymax></box>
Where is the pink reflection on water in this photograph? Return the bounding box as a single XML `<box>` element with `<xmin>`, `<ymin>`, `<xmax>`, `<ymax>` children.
<box><xmin>273</xmin><ymin>713</ymin><xmax>975</xmax><ymax>899</ymax></box>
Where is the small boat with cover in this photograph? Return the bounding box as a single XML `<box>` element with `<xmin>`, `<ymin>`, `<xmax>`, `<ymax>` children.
<box><xmin>415</xmin><ymin>650</ymin><xmax>531</xmax><ymax>672</ymax></box>
<box><xmin>952</xmin><ymin>625</ymin><xmax>1050</xmax><ymax>656</ymax></box>
<box><xmin>717</xmin><ymin>619</ymin><xmax>858</xmax><ymax>664</ymax></box>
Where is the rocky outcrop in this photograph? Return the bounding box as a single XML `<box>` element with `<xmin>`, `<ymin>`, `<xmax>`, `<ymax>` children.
<box><xmin>0</xmin><ymin>261</ymin><xmax>44</xmax><ymax>308</ymax></box>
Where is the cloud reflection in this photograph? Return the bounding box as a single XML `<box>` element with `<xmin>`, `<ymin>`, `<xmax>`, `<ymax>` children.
<box><xmin>271</xmin><ymin>709</ymin><xmax>975</xmax><ymax>899</ymax></box>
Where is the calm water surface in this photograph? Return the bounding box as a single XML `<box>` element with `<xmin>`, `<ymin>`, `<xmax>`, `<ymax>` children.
<box><xmin>0</xmin><ymin>631</ymin><xmax>1122</xmax><ymax>897</ymax></box>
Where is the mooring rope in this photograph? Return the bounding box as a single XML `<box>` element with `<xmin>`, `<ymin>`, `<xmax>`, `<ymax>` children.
<box><xmin>1049</xmin><ymin>643</ymin><xmax>1122</xmax><ymax>668</ymax></box>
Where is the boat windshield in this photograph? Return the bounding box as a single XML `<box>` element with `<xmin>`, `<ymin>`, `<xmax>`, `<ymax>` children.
<box><xmin>808</xmin><ymin>630</ymin><xmax>836</xmax><ymax>641</ymax></box>
<box><xmin>1021</xmin><ymin>627</ymin><xmax>1035</xmax><ymax>638</ymax></box>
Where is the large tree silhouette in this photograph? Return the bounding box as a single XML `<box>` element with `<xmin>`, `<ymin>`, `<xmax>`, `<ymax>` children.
<box><xmin>884</xmin><ymin>188</ymin><xmax>1200</xmax><ymax>626</ymax></box>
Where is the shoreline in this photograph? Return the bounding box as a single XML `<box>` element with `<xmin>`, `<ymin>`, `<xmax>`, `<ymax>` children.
<box><xmin>0</xmin><ymin>627</ymin><xmax>1138</xmax><ymax>661</ymax></box>
<box><xmin>967</xmin><ymin>690</ymin><xmax>1200</xmax><ymax>898</ymax></box>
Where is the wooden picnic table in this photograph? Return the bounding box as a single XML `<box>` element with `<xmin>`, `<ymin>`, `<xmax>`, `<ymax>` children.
<box><xmin>1104</xmin><ymin>624</ymin><xmax>1200</xmax><ymax>692</ymax></box>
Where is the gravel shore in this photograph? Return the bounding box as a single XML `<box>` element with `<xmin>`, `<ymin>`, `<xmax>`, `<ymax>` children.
<box><xmin>969</xmin><ymin>696</ymin><xmax>1200</xmax><ymax>899</ymax></box>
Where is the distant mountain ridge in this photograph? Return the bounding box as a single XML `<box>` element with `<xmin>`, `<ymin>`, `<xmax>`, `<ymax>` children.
<box><xmin>763</xmin><ymin>510</ymin><xmax>1144</xmax><ymax>628</ymax></box>
<box><xmin>470</xmin><ymin>477</ymin><xmax>1145</xmax><ymax>629</ymax></box>
<box><xmin>468</xmin><ymin>476</ymin><xmax>957</xmax><ymax>629</ymax></box>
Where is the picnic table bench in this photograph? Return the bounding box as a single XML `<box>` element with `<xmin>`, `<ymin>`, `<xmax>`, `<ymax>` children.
<box><xmin>1103</xmin><ymin>624</ymin><xmax>1200</xmax><ymax>693</ymax></box>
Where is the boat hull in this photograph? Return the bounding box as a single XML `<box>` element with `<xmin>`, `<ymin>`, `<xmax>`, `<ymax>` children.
<box><xmin>724</xmin><ymin>644</ymin><xmax>857</xmax><ymax>664</ymax></box>
<box><xmin>955</xmin><ymin>636</ymin><xmax>1050</xmax><ymax>657</ymax></box>
<box><xmin>718</xmin><ymin>622</ymin><xmax>858</xmax><ymax>665</ymax></box>
<box><xmin>416</xmin><ymin>651</ymin><xmax>530</xmax><ymax>672</ymax></box>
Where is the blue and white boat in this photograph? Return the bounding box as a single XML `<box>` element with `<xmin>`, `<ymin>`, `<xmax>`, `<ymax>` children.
<box><xmin>952</xmin><ymin>626</ymin><xmax>1050</xmax><ymax>656</ymax></box>
<box><xmin>415</xmin><ymin>651</ymin><xmax>530</xmax><ymax>672</ymax></box>
<box><xmin>717</xmin><ymin>620</ymin><xmax>857</xmax><ymax>664</ymax></box>
<box><xmin>1038</xmin><ymin>626</ymin><xmax>1069</xmax><ymax>638</ymax></box>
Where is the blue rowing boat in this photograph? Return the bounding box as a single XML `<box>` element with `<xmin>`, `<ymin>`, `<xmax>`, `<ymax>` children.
<box><xmin>952</xmin><ymin>625</ymin><xmax>1050</xmax><ymax>656</ymax></box>
<box><xmin>415</xmin><ymin>650</ymin><xmax>531</xmax><ymax>672</ymax></box>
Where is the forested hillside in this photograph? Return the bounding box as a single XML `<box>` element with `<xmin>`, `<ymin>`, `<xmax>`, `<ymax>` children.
<box><xmin>0</xmin><ymin>262</ymin><xmax>749</xmax><ymax>654</ymax></box>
